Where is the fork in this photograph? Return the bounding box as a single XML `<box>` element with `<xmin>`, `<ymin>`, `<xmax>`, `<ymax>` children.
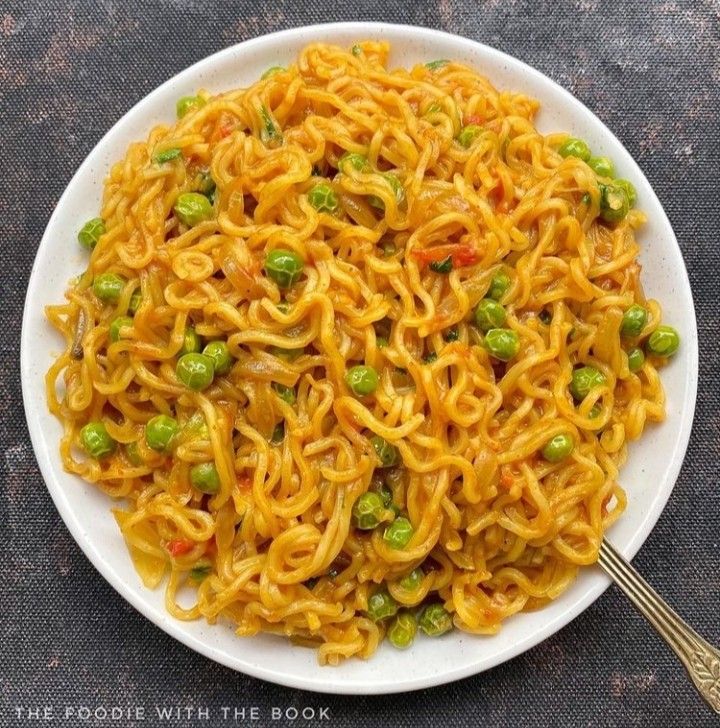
<box><xmin>597</xmin><ymin>540</ymin><xmax>720</xmax><ymax>714</ymax></box>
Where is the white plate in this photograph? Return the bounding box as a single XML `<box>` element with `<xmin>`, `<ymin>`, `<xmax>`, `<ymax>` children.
<box><xmin>21</xmin><ymin>22</ymin><xmax>698</xmax><ymax>694</ymax></box>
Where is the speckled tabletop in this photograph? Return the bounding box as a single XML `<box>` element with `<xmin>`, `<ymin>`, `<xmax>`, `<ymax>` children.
<box><xmin>2</xmin><ymin>1</ymin><xmax>719</xmax><ymax>726</ymax></box>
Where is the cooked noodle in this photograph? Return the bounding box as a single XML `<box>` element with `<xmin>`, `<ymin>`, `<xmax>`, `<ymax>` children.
<box><xmin>46</xmin><ymin>41</ymin><xmax>674</xmax><ymax>664</ymax></box>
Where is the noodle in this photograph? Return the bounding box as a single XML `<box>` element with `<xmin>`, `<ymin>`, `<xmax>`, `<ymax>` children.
<box><xmin>45</xmin><ymin>41</ymin><xmax>675</xmax><ymax>664</ymax></box>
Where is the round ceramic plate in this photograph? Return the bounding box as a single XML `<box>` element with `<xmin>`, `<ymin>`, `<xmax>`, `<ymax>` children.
<box><xmin>21</xmin><ymin>22</ymin><xmax>698</xmax><ymax>694</ymax></box>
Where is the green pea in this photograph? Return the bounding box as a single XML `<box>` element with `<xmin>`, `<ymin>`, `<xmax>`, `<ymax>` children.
<box><xmin>78</xmin><ymin>218</ymin><xmax>105</xmax><ymax>250</ymax></box>
<box><xmin>484</xmin><ymin>328</ymin><xmax>520</xmax><ymax>361</ymax></box>
<box><xmin>202</xmin><ymin>340</ymin><xmax>233</xmax><ymax>376</ymax></box>
<box><xmin>272</xmin><ymin>382</ymin><xmax>296</xmax><ymax>404</ymax></box>
<box><xmin>615</xmin><ymin>178</ymin><xmax>637</xmax><ymax>207</ymax></box>
<box><xmin>368</xmin><ymin>173</ymin><xmax>405</xmax><ymax>210</ymax></box>
<box><xmin>125</xmin><ymin>441</ymin><xmax>143</xmax><ymax>466</ymax></box>
<box><xmin>366</xmin><ymin>588</ymin><xmax>398</xmax><ymax>621</ymax></box>
<box><xmin>351</xmin><ymin>44</ymin><xmax>362</xmax><ymax>57</ymax></box>
<box><xmin>627</xmin><ymin>347</ymin><xmax>645</xmax><ymax>372</ymax></box>
<box><xmin>558</xmin><ymin>138</ymin><xmax>591</xmax><ymax>162</ymax></box>
<box><xmin>145</xmin><ymin>414</ymin><xmax>179</xmax><ymax>452</ymax></box>
<box><xmin>270</xmin><ymin>422</ymin><xmax>285</xmax><ymax>444</ymax></box>
<box><xmin>457</xmin><ymin>124</ymin><xmax>483</xmax><ymax>148</ymax></box>
<box><xmin>444</xmin><ymin>328</ymin><xmax>460</xmax><ymax>342</ymax></box>
<box><xmin>152</xmin><ymin>147</ymin><xmax>182</xmax><ymax>164</ymax></box>
<box><xmin>93</xmin><ymin>272</ymin><xmax>126</xmax><ymax>304</ymax></box>
<box><xmin>128</xmin><ymin>289</ymin><xmax>142</xmax><ymax>315</ymax></box>
<box><xmin>176</xmin><ymin>95</ymin><xmax>206</xmax><ymax>118</ymax></box>
<box><xmin>599</xmin><ymin>183</ymin><xmax>629</xmax><ymax>223</ymax></box>
<box><xmin>487</xmin><ymin>270</ymin><xmax>511</xmax><ymax>301</ymax></box>
<box><xmin>381</xmin><ymin>239</ymin><xmax>397</xmax><ymax>257</ymax></box>
<box><xmin>190</xmin><ymin>462</ymin><xmax>221</xmax><ymax>494</ymax></box>
<box><xmin>269</xmin><ymin>345</ymin><xmax>305</xmax><ymax>361</ymax></box>
<box><xmin>338</xmin><ymin>152</ymin><xmax>370</xmax><ymax>174</ymax></box>
<box><xmin>387</xmin><ymin>611</ymin><xmax>417</xmax><ymax>649</ymax></box>
<box><xmin>588</xmin><ymin>156</ymin><xmax>614</xmax><ymax>177</ymax></box>
<box><xmin>371</xmin><ymin>435</ymin><xmax>399</xmax><ymax>467</ymax></box>
<box><xmin>261</xmin><ymin>66</ymin><xmax>285</xmax><ymax>79</ymax></box>
<box><xmin>621</xmin><ymin>304</ymin><xmax>648</xmax><ymax>337</ymax></box>
<box><xmin>425</xmin><ymin>59</ymin><xmax>449</xmax><ymax>71</ymax></box>
<box><xmin>308</xmin><ymin>183</ymin><xmax>339</xmax><ymax>213</ymax></box>
<box><xmin>418</xmin><ymin>603</ymin><xmax>453</xmax><ymax>636</ymax></box>
<box><xmin>109</xmin><ymin>316</ymin><xmax>133</xmax><ymax>343</ymax></box>
<box><xmin>570</xmin><ymin>365</ymin><xmax>607</xmax><ymax>401</ymax></box>
<box><xmin>264</xmin><ymin>248</ymin><xmax>304</xmax><ymax>288</ymax></box>
<box><xmin>353</xmin><ymin>491</ymin><xmax>386</xmax><ymax>530</ymax></box>
<box><xmin>399</xmin><ymin>567</ymin><xmax>423</xmax><ymax>591</ymax></box>
<box><xmin>80</xmin><ymin>422</ymin><xmax>116</xmax><ymax>459</ymax></box>
<box><xmin>174</xmin><ymin>192</ymin><xmax>213</xmax><ymax>227</ymax></box>
<box><xmin>383</xmin><ymin>516</ymin><xmax>414</xmax><ymax>549</ymax></box>
<box><xmin>345</xmin><ymin>365</ymin><xmax>379</xmax><ymax>396</ymax></box>
<box><xmin>542</xmin><ymin>433</ymin><xmax>574</xmax><ymax>463</ymax></box>
<box><xmin>429</xmin><ymin>256</ymin><xmax>453</xmax><ymax>274</ymax></box>
<box><xmin>176</xmin><ymin>353</ymin><xmax>215</xmax><ymax>391</ymax></box>
<box><xmin>422</xmin><ymin>352</ymin><xmax>438</xmax><ymax>364</ymax></box>
<box><xmin>647</xmin><ymin>325</ymin><xmax>680</xmax><ymax>357</ymax></box>
<box><xmin>474</xmin><ymin>299</ymin><xmax>506</xmax><ymax>332</ymax></box>
<box><xmin>179</xmin><ymin>326</ymin><xmax>202</xmax><ymax>356</ymax></box>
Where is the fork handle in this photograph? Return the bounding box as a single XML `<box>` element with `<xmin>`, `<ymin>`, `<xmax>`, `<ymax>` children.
<box><xmin>597</xmin><ymin>540</ymin><xmax>720</xmax><ymax>714</ymax></box>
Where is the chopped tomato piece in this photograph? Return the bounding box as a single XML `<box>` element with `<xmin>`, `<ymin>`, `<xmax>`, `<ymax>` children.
<box><xmin>167</xmin><ymin>539</ymin><xmax>194</xmax><ymax>557</ymax></box>
<box><xmin>236</xmin><ymin>476</ymin><xmax>252</xmax><ymax>491</ymax></box>
<box><xmin>464</xmin><ymin>114</ymin><xmax>483</xmax><ymax>126</ymax></box>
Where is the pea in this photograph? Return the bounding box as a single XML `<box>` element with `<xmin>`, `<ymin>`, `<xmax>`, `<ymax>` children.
<box><xmin>647</xmin><ymin>325</ymin><xmax>680</xmax><ymax>356</ymax></box>
<box><xmin>366</xmin><ymin>588</ymin><xmax>398</xmax><ymax>621</ymax></box>
<box><xmin>264</xmin><ymin>248</ymin><xmax>304</xmax><ymax>288</ymax></box>
<box><xmin>399</xmin><ymin>567</ymin><xmax>423</xmax><ymax>591</ymax></box>
<box><xmin>269</xmin><ymin>345</ymin><xmax>305</xmax><ymax>361</ymax></box>
<box><xmin>368</xmin><ymin>173</ymin><xmax>405</xmax><ymax>210</ymax></box>
<box><xmin>338</xmin><ymin>152</ymin><xmax>370</xmax><ymax>174</ymax></box>
<box><xmin>109</xmin><ymin>315</ymin><xmax>133</xmax><ymax>343</ymax></box>
<box><xmin>387</xmin><ymin>611</ymin><xmax>417</xmax><ymax>649</ymax></box>
<box><xmin>352</xmin><ymin>491</ymin><xmax>386</xmax><ymax>530</ymax></box>
<box><xmin>425</xmin><ymin>59</ymin><xmax>449</xmax><ymax>70</ymax></box>
<box><xmin>80</xmin><ymin>422</ymin><xmax>116</xmax><ymax>459</ymax></box>
<box><xmin>270</xmin><ymin>422</ymin><xmax>285</xmax><ymax>444</ymax></box>
<box><xmin>487</xmin><ymin>270</ymin><xmax>510</xmax><ymax>301</ymax></box>
<box><xmin>381</xmin><ymin>239</ymin><xmax>397</xmax><ymax>257</ymax></box>
<box><xmin>179</xmin><ymin>326</ymin><xmax>202</xmax><ymax>356</ymax></box>
<box><xmin>272</xmin><ymin>382</ymin><xmax>296</xmax><ymax>404</ymax></box>
<box><xmin>429</xmin><ymin>256</ymin><xmax>453</xmax><ymax>274</ymax></box>
<box><xmin>128</xmin><ymin>289</ymin><xmax>142</xmax><ymax>315</ymax></box>
<box><xmin>351</xmin><ymin>44</ymin><xmax>362</xmax><ymax>57</ymax></box>
<box><xmin>145</xmin><ymin>414</ymin><xmax>178</xmax><ymax>452</ymax></box>
<box><xmin>615</xmin><ymin>178</ymin><xmax>637</xmax><ymax>207</ymax></box>
<box><xmin>152</xmin><ymin>147</ymin><xmax>182</xmax><ymax>164</ymax></box>
<box><xmin>588</xmin><ymin>156</ymin><xmax>614</xmax><ymax>177</ymax></box>
<box><xmin>93</xmin><ymin>272</ymin><xmax>126</xmax><ymax>304</ymax></box>
<box><xmin>202</xmin><ymin>340</ymin><xmax>233</xmax><ymax>375</ymax></box>
<box><xmin>370</xmin><ymin>435</ymin><xmax>398</xmax><ymax>467</ymax></box>
<box><xmin>542</xmin><ymin>433</ymin><xmax>574</xmax><ymax>463</ymax></box>
<box><xmin>457</xmin><ymin>124</ymin><xmax>483</xmax><ymax>148</ymax></box>
<box><xmin>78</xmin><ymin>218</ymin><xmax>105</xmax><ymax>250</ymax></box>
<box><xmin>383</xmin><ymin>516</ymin><xmax>413</xmax><ymax>549</ymax></box>
<box><xmin>345</xmin><ymin>365</ymin><xmax>379</xmax><ymax>396</ymax></box>
<box><xmin>190</xmin><ymin>462</ymin><xmax>221</xmax><ymax>494</ymax></box>
<box><xmin>308</xmin><ymin>183</ymin><xmax>339</xmax><ymax>213</ymax></box>
<box><xmin>176</xmin><ymin>95</ymin><xmax>206</xmax><ymax>118</ymax></box>
<box><xmin>418</xmin><ymin>603</ymin><xmax>453</xmax><ymax>636</ymax></box>
<box><xmin>474</xmin><ymin>299</ymin><xmax>506</xmax><ymax>332</ymax></box>
<box><xmin>261</xmin><ymin>66</ymin><xmax>285</xmax><ymax>79</ymax></box>
<box><xmin>176</xmin><ymin>353</ymin><xmax>215</xmax><ymax>391</ymax></box>
<box><xmin>599</xmin><ymin>183</ymin><xmax>629</xmax><ymax>223</ymax></box>
<box><xmin>621</xmin><ymin>304</ymin><xmax>648</xmax><ymax>337</ymax></box>
<box><xmin>627</xmin><ymin>347</ymin><xmax>645</xmax><ymax>372</ymax></box>
<box><xmin>570</xmin><ymin>365</ymin><xmax>606</xmax><ymax>401</ymax></box>
<box><xmin>558</xmin><ymin>138</ymin><xmax>591</xmax><ymax>162</ymax></box>
<box><xmin>174</xmin><ymin>192</ymin><xmax>214</xmax><ymax>227</ymax></box>
<box><xmin>484</xmin><ymin>328</ymin><xmax>520</xmax><ymax>361</ymax></box>
<box><xmin>125</xmin><ymin>441</ymin><xmax>143</xmax><ymax>466</ymax></box>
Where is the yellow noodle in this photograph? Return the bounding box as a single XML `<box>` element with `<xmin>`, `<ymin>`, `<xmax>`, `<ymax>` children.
<box><xmin>45</xmin><ymin>41</ymin><xmax>673</xmax><ymax>664</ymax></box>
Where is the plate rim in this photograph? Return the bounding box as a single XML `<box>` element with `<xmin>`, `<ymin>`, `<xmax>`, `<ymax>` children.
<box><xmin>21</xmin><ymin>21</ymin><xmax>699</xmax><ymax>695</ymax></box>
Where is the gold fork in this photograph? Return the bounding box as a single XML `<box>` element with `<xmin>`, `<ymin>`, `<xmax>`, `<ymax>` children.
<box><xmin>598</xmin><ymin>540</ymin><xmax>720</xmax><ymax>714</ymax></box>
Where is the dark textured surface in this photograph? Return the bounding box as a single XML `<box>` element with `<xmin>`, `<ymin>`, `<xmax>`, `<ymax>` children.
<box><xmin>2</xmin><ymin>1</ymin><xmax>720</xmax><ymax>726</ymax></box>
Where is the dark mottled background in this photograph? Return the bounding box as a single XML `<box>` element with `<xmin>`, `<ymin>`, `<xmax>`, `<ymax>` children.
<box><xmin>2</xmin><ymin>1</ymin><xmax>719</xmax><ymax>726</ymax></box>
